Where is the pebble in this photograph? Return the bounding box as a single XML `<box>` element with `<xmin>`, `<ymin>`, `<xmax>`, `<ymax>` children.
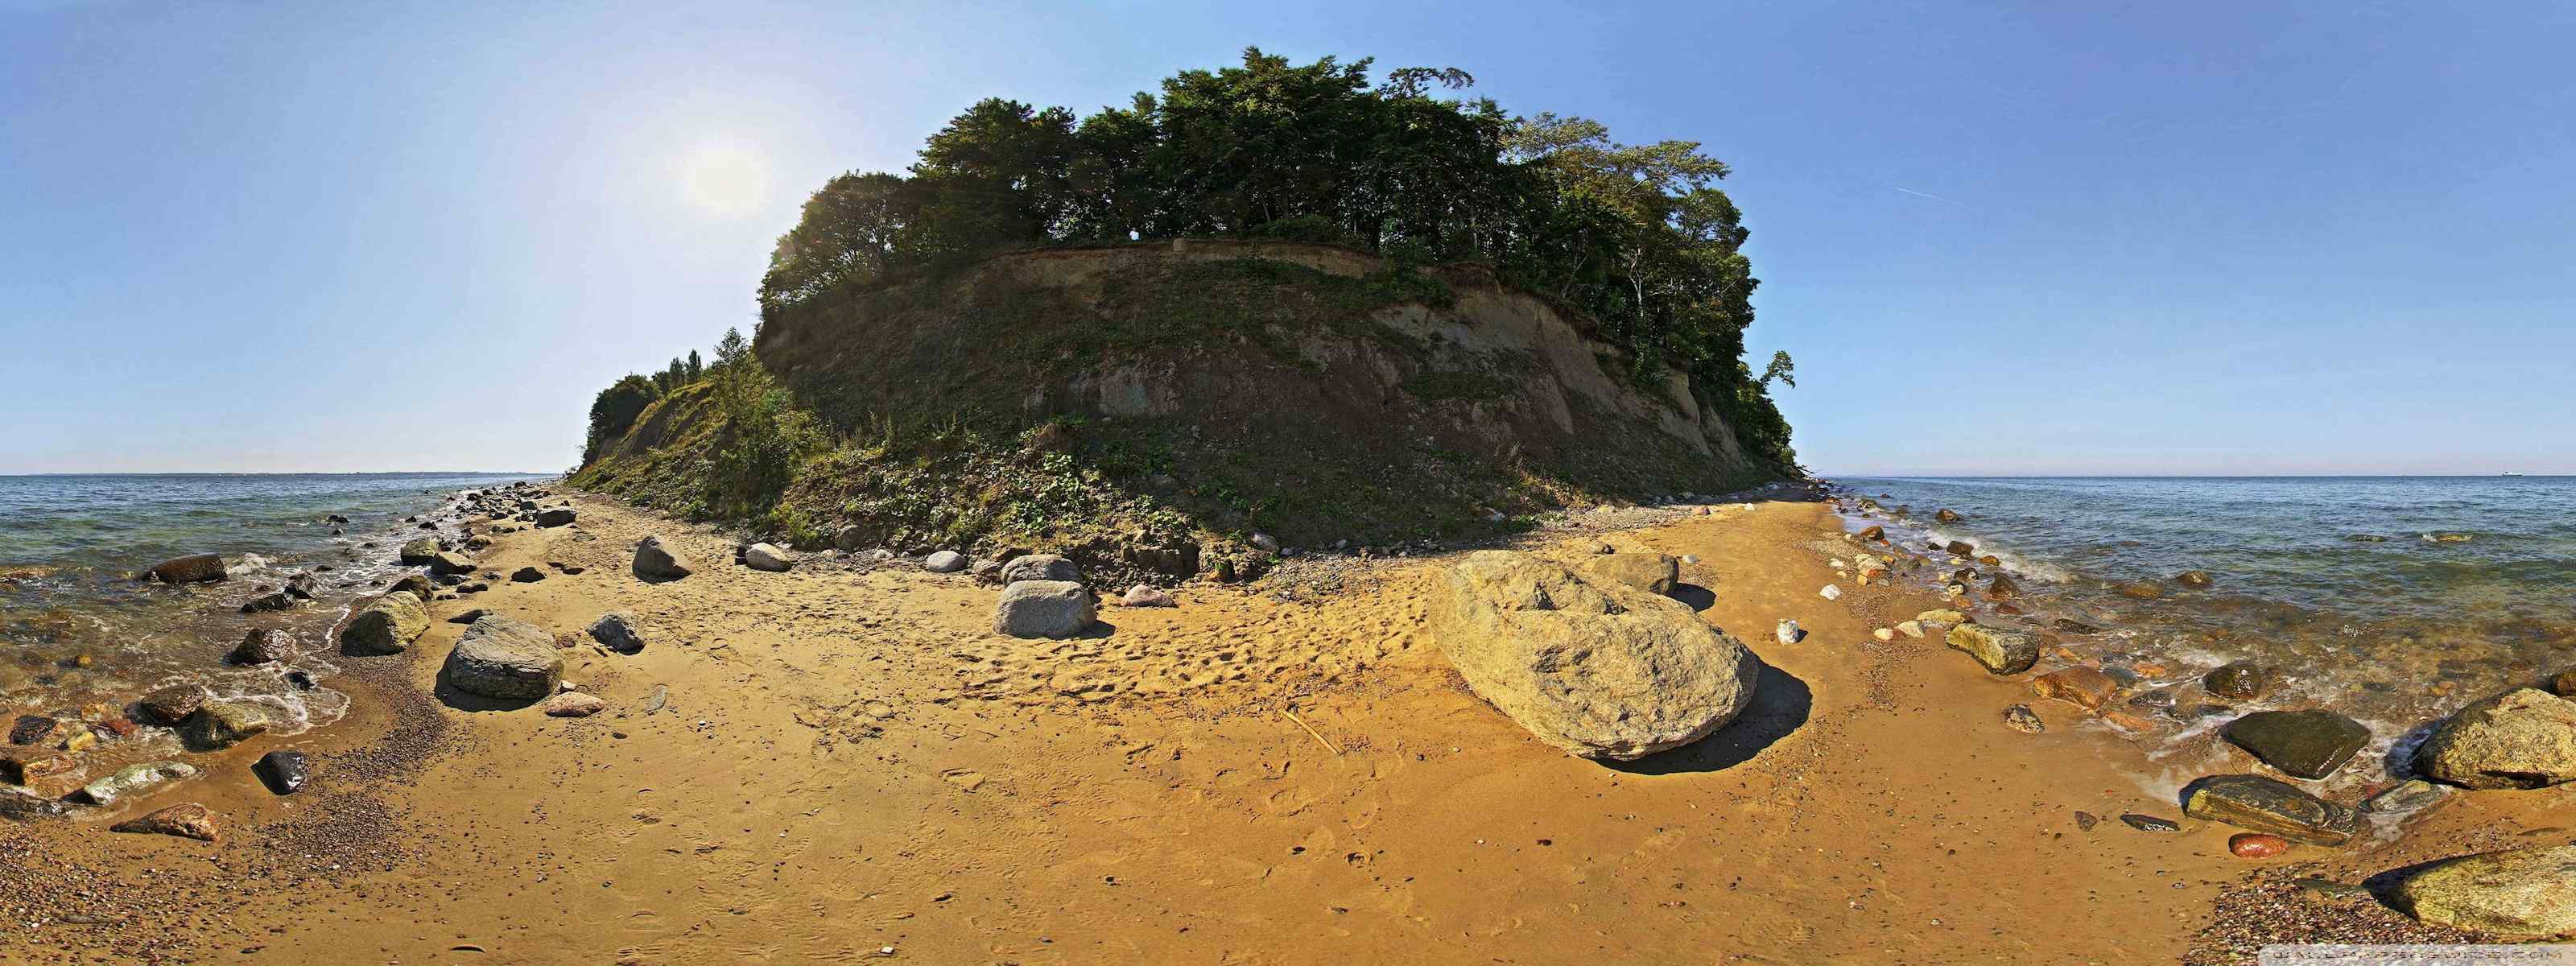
<box><xmin>2229</xmin><ymin>833</ymin><xmax>2289</xmax><ymax>858</ymax></box>
<box><xmin>2121</xmin><ymin>813</ymin><xmax>2182</xmax><ymax>832</ymax></box>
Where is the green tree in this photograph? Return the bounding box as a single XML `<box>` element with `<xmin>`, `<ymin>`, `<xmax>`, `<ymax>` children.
<box><xmin>584</xmin><ymin>374</ymin><xmax>662</xmax><ymax>464</ymax></box>
<box><xmin>713</xmin><ymin>326</ymin><xmax>749</xmax><ymax>369</ymax></box>
<box><xmin>686</xmin><ymin>350</ymin><xmax>703</xmax><ymax>382</ymax></box>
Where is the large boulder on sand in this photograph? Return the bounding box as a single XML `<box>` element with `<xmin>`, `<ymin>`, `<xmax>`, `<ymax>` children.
<box><xmin>535</xmin><ymin>507</ymin><xmax>576</xmax><ymax>527</ymax></box>
<box><xmin>340</xmin><ymin>591</ymin><xmax>428</xmax><ymax>654</ymax></box>
<box><xmin>398</xmin><ymin>538</ymin><xmax>444</xmax><ymax>566</ymax></box>
<box><xmin>2413</xmin><ymin>688</ymin><xmax>2576</xmax><ymax>790</ymax></box>
<box><xmin>633</xmin><ymin>535</ymin><xmax>692</xmax><ymax>580</ymax></box>
<box><xmin>1426</xmin><ymin>551</ymin><xmax>1759</xmax><ymax>761</ymax></box>
<box><xmin>143</xmin><ymin>554</ymin><xmax>227</xmax><ymax>583</ymax></box>
<box><xmin>442</xmin><ymin>615</ymin><xmax>564</xmax><ymax>700</ymax></box>
<box><xmin>1579</xmin><ymin>553</ymin><xmax>1680</xmax><ymax>595</ymax></box>
<box><xmin>1946</xmin><ymin>624</ymin><xmax>2039</xmax><ymax>675</ymax></box>
<box><xmin>993</xmin><ymin>580</ymin><xmax>1096</xmax><ymax>638</ymax></box>
<box><xmin>2222</xmin><ymin>708</ymin><xmax>2371</xmax><ymax>780</ymax></box>
<box><xmin>744</xmin><ymin>543</ymin><xmax>794</xmax><ymax>572</ymax></box>
<box><xmin>2391</xmin><ymin>844</ymin><xmax>2576</xmax><ymax>939</ymax></box>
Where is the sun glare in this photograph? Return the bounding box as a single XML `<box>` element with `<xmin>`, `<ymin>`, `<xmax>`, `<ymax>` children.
<box><xmin>681</xmin><ymin>141</ymin><xmax>768</xmax><ymax>217</ymax></box>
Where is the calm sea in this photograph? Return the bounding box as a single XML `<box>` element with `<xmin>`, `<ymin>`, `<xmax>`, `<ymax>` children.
<box><xmin>1831</xmin><ymin>476</ymin><xmax>2576</xmax><ymax>796</ymax></box>
<box><xmin>0</xmin><ymin>473</ymin><xmax>547</xmax><ymax>769</ymax></box>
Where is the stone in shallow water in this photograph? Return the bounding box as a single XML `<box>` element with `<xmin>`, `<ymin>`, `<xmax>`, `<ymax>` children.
<box><xmin>184</xmin><ymin>700</ymin><xmax>271</xmax><ymax>751</ymax></box>
<box><xmin>2182</xmin><ymin>774</ymin><xmax>2359</xmax><ymax>846</ymax></box>
<box><xmin>2391</xmin><ymin>844</ymin><xmax>2576</xmax><ymax>939</ymax></box>
<box><xmin>2203</xmin><ymin>660</ymin><xmax>2272</xmax><ymax>700</ymax></box>
<box><xmin>2032</xmin><ymin>667</ymin><xmax>2120</xmax><ymax>709</ymax></box>
<box><xmin>144</xmin><ymin>554</ymin><xmax>228</xmax><ymax>583</ymax></box>
<box><xmin>2223</xmin><ymin>708</ymin><xmax>2371</xmax><ymax>780</ymax></box>
<box><xmin>2363</xmin><ymin>778</ymin><xmax>2450</xmax><ymax>815</ymax></box>
<box><xmin>80</xmin><ymin>762</ymin><xmax>198</xmax><ymax>807</ymax></box>
<box><xmin>1946</xmin><ymin>624</ymin><xmax>2038</xmax><ymax>675</ymax></box>
<box><xmin>2000</xmin><ymin>704</ymin><xmax>2044</xmax><ymax>733</ymax></box>
<box><xmin>228</xmin><ymin>628</ymin><xmax>289</xmax><ymax>666</ymax></box>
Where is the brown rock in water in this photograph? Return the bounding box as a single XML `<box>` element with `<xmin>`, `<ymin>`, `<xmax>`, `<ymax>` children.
<box><xmin>1935</xmin><ymin>509</ymin><xmax>1963</xmax><ymax>522</ymax></box>
<box><xmin>7</xmin><ymin>716</ymin><xmax>63</xmax><ymax>746</ymax></box>
<box><xmin>1987</xmin><ymin>574</ymin><xmax>2019</xmax><ymax>598</ymax></box>
<box><xmin>2032</xmin><ymin>667</ymin><xmax>2120</xmax><ymax>710</ymax></box>
<box><xmin>2117</xmin><ymin>580</ymin><xmax>2165</xmax><ymax>600</ymax></box>
<box><xmin>2053</xmin><ymin>617</ymin><xmax>2102</xmax><ymax>635</ymax></box>
<box><xmin>2203</xmin><ymin>661</ymin><xmax>2272</xmax><ymax>700</ymax></box>
<box><xmin>2177</xmin><ymin>570</ymin><xmax>2215</xmax><ymax>588</ymax></box>
<box><xmin>2551</xmin><ymin>668</ymin><xmax>2576</xmax><ymax>698</ymax></box>
<box><xmin>2229</xmin><ymin>833</ymin><xmax>2289</xmax><ymax>858</ymax></box>
<box><xmin>110</xmin><ymin>803</ymin><xmax>221</xmax><ymax>843</ymax></box>
<box><xmin>143</xmin><ymin>554</ymin><xmax>227</xmax><ymax>583</ymax></box>
<box><xmin>1579</xmin><ymin>552</ymin><xmax>1680</xmax><ymax>595</ymax></box>
<box><xmin>1943</xmin><ymin>540</ymin><xmax>1975</xmax><ymax>558</ymax></box>
<box><xmin>2413</xmin><ymin>688</ymin><xmax>2576</xmax><ymax>790</ymax></box>
<box><xmin>1946</xmin><ymin>624</ymin><xmax>2039</xmax><ymax>675</ymax></box>
<box><xmin>183</xmin><ymin>700</ymin><xmax>271</xmax><ymax>751</ymax></box>
<box><xmin>1426</xmin><ymin>551</ymin><xmax>1757</xmax><ymax>761</ymax></box>
<box><xmin>135</xmin><ymin>685</ymin><xmax>208</xmax><ymax>725</ymax></box>
<box><xmin>227</xmin><ymin>628</ymin><xmax>289</xmax><ymax>666</ymax></box>
<box><xmin>2000</xmin><ymin>704</ymin><xmax>2044</xmax><ymax>733</ymax></box>
<box><xmin>2390</xmin><ymin>844</ymin><xmax>2576</xmax><ymax>939</ymax></box>
<box><xmin>1857</xmin><ymin>525</ymin><xmax>1885</xmax><ymax>542</ymax></box>
<box><xmin>2223</xmin><ymin>708</ymin><xmax>2371</xmax><ymax>780</ymax></box>
<box><xmin>2182</xmin><ymin>774</ymin><xmax>2360</xmax><ymax>846</ymax></box>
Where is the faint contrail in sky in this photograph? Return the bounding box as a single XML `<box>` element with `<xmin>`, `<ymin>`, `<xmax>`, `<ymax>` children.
<box><xmin>1893</xmin><ymin>187</ymin><xmax>1967</xmax><ymax>206</ymax></box>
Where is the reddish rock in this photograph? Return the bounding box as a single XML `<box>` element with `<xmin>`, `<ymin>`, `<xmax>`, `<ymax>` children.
<box><xmin>2230</xmin><ymin>833</ymin><xmax>2290</xmax><ymax>858</ymax></box>
<box><xmin>2033</xmin><ymin>667</ymin><xmax>2121</xmax><ymax>710</ymax></box>
<box><xmin>110</xmin><ymin>803</ymin><xmax>221</xmax><ymax>843</ymax></box>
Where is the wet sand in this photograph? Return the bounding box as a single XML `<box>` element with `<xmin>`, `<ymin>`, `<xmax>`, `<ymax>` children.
<box><xmin>4</xmin><ymin>492</ymin><xmax>2566</xmax><ymax>964</ymax></box>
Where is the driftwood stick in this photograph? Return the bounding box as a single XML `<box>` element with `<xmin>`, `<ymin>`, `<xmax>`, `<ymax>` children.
<box><xmin>1283</xmin><ymin>708</ymin><xmax>1343</xmax><ymax>756</ymax></box>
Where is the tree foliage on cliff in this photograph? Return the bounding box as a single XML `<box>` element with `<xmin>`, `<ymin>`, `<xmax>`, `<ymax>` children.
<box><xmin>757</xmin><ymin>48</ymin><xmax>1793</xmax><ymax>463</ymax></box>
<box><xmin>584</xmin><ymin>374</ymin><xmax>663</xmax><ymax>464</ymax></box>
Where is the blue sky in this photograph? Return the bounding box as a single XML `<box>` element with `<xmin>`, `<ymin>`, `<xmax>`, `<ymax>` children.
<box><xmin>4</xmin><ymin>1</ymin><xmax>2570</xmax><ymax>475</ymax></box>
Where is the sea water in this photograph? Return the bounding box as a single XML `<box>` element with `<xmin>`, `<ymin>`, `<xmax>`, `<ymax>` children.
<box><xmin>0</xmin><ymin>473</ymin><xmax>546</xmax><ymax>775</ymax></box>
<box><xmin>1831</xmin><ymin>476</ymin><xmax>2576</xmax><ymax>799</ymax></box>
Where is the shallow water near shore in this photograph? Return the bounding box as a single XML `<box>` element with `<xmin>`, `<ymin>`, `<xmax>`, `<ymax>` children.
<box><xmin>0</xmin><ymin>473</ymin><xmax>548</xmax><ymax>770</ymax></box>
<box><xmin>1831</xmin><ymin>475</ymin><xmax>2576</xmax><ymax>802</ymax></box>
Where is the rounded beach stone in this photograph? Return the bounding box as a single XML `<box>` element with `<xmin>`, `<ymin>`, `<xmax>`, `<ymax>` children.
<box><xmin>1945</xmin><ymin>624</ymin><xmax>2038</xmax><ymax>675</ymax></box>
<box><xmin>341</xmin><ymin>590</ymin><xmax>428</xmax><ymax>654</ymax></box>
<box><xmin>633</xmin><ymin>535</ymin><xmax>694</xmax><ymax>580</ymax></box>
<box><xmin>443</xmin><ymin>615</ymin><xmax>564</xmax><ymax>700</ymax></box>
<box><xmin>2203</xmin><ymin>660</ymin><xmax>2271</xmax><ymax>700</ymax></box>
<box><xmin>2391</xmin><ymin>844</ymin><xmax>2576</xmax><ymax>939</ymax></box>
<box><xmin>744</xmin><ymin>543</ymin><xmax>794</xmax><ymax>572</ymax></box>
<box><xmin>993</xmin><ymin>580</ymin><xmax>1096</xmax><ymax>639</ymax></box>
<box><xmin>1424</xmin><ymin>551</ymin><xmax>1757</xmax><ymax>761</ymax></box>
<box><xmin>923</xmin><ymin>551</ymin><xmax>968</xmax><ymax>573</ymax></box>
<box><xmin>143</xmin><ymin>554</ymin><xmax>227</xmax><ymax>583</ymax></box>
<box><xmin>998</xmin><ymin>554</ymin><xmax>1081</xmax><ymax>585</ymax></box>
<box><xmin>2412</xmin><ymin>688</ymin><xmax>2576</xmax><ymax>790</ymax></box>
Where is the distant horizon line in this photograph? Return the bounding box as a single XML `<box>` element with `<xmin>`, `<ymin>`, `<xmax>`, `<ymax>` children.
<box><xmin>0</xmin><ymin>470</ymin><xmax>559</xmax><ymax>477</ymax></box>
<box><xmin>1817</xmin><ymin>473</ymin><xmax>2567</xmax><ymax>479</ymax></box>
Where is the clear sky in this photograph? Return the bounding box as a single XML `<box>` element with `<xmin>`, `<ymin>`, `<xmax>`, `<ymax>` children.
<box><xmin>5</xmin><ymin>1</ymin><xmax>2571</xmax><ymax>476</ymax></box>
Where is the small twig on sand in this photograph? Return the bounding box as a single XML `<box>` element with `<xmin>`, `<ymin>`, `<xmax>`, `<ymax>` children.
<box><xmin>1282</xmin><ymin>708</ymin><xmax>1342</xmax><ymax>756</ymax></box>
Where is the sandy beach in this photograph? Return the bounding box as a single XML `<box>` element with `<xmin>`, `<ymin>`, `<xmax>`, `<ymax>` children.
<box><xmin>6</xmin><ymin>487</ymin><xmax>2564</xmax><ymax>964</ymax></box>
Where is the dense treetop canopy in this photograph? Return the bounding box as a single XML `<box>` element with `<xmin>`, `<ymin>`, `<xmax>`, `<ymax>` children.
<box><xmin>749</xmin><ymin>48</ymin><xmax>1790</xmax><ymax>462</ymax></box>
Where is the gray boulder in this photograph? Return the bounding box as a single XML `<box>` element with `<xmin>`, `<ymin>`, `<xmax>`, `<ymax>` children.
<box><xmin>2413</xmin><ymin>688</ymin><xmax>2576</xmax><ymax>790</ymax></box>
<box><xmin>999</xmin><ymin>554</ymin><xmax>1080</xmax><ymax>585</ymax></box>
<box><xmin>1426</xmin><ymin>551</ymin><xmax>1759</xmax><ymax>761</ymax></box>
<box><xmin>535</xmin><ymin>507</ymin><xmax>576</xmax><ymax>527</ymax></box>
<box><xmin>2180</xmin><ymin>774</ymin><xmax>2359</xmax><ymax>846</ymax></box>
<box><xmin>2391</xmin><ymin>844</ymin><xmax>2576</xmax><ymax>939</ymax></box>
<box><xmin>443</xmin><ymin>615</ymin><xmax>564</xmax><ymax>700</ymax></box>
<box><xmin>341</xmin><ymin>591</ymin><xmax>428</xmax><ymax>654</ymax></box>
<box><xmin>993</xmin><ymin>580</ymin><xmax>1096</xmax><ymax>639</ymax></box>
<box><xmin>744</xmin><ymin>543</ymin><xmax>793</xmax><ymax>572</ymax></box>
<box><xmin>923</xmin><ymin>551</ymin><xmax>968</xmax><ymax>573</ymax></box>
<box><xmin>428</xmin><ymin>551</ymin><xmax>479</xmax><ymax>576</ymax></box>
<box><xmin>1946</xmin><ymin>624</ymin><xmax>2039</xmax><ymax>675</ymax></box>
<box><xmin>587</xmin><ymin>611</ymin><xmax>645</xmax><ymax>653</ymax></box>
<box><xmin>633</xmin><ymin>535</ymin><xmax>693</xmax><ymax>580</ymax></box>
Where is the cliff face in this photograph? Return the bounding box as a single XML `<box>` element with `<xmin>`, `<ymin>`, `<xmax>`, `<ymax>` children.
<box><xmin>583</xmin><ymin>240</ymin><xmax>1787</xmax><ymax>576</ymax></box>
